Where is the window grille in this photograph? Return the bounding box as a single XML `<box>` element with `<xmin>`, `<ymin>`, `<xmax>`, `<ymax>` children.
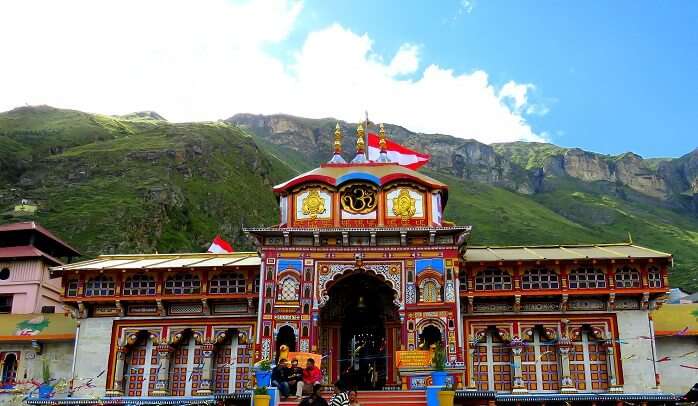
<box><xmin>209</xmin><ymin>272</ymin><xmax>246</xmax><ymax>294</ymax></box>
<box><xmin>253</xmin><ymin>275</ymin><xmax>260</xmax><ymax>293</ymax></box>
<box><xmin>164</xmin><ymin>273</ymin><xmax>201</xmax><ymax>295</ymax></box>
<box><xmin>123</xmin><ymin>274</ymin><xmax>156</xmax><ymax>296</ymax></box>
<box><xmin>474</xmin><ymin>268</ymin><xmax>512</xmax><ymax>291</ymax></box>
<box><xmin>65</xmin><ymin>279</ymin><xmax>79</xmax><ymax>297</ymax></box>
<box><xmin>458</xmin><ymin>270</ymin><xmax>468</xmax><ymax>290</ymax></box>
<box><xmin>615</xmin><ymin>266</ymin><xmax>640</xmax><ymax>288</ymax></box>
<box><xmin>278</xmin><ymin>276</ymin><xmax>300</xmax><ymax>301</ymax></box>
<box><xmin>648</xmin><ymin>267</ymin><xmax>663</xmax><ymax>288</ymax></box>
<box><xmin>568</xmin><ymin>267</ymin><xmax>606</xmax><ymax>289</ymax></box>
<box><xmin>85</xmin><ymin>275</ymin><xmax>115</xmax><ymax>296</ymax></box>
<box><xmin>522</xmin><ymin>268</ymin><xmax>559</xmax><ymax>290</ymax></box>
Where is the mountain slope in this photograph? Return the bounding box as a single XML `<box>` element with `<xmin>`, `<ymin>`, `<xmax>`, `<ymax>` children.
<box><xmin>1</xmin><ymin>107</ymin><xmax>697</xmax><ymax>291</ymax></box>
<box><xmin>0</xmin><ymin>106</ymin><xmax>294</xmax><ymax>254</ymax></box>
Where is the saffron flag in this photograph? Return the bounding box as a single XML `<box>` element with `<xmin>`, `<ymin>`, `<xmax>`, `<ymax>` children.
<box><xmin>208</xmin><ymin>235</ymin><xmax>234</xmax><ymax>253</ymax></box>
<box><xmin>367</xmin><ymin>133</ymin><xmax>430</xmax><ymax>170</ymax></box>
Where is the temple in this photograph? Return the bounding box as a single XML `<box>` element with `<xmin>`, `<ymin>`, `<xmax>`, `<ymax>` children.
<box><xmin>27</xmin><ymin>124</ymin><xmax>687</xmax><ymax>405</ymax></box>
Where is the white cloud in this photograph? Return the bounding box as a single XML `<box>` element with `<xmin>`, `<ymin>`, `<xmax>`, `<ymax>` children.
<box><xmin>0</xmin><ymin>0</ymin><xmax>546</xmax><ymax>144</ymax></box>
<box><xmin>460</xmin><ymin>0</ymin><xmax>475</xmax><ymax>14</ymax></box>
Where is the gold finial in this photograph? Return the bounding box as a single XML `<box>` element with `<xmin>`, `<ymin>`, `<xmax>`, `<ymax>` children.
<box><xmin>379</xmin><ymin>123</ymin><xmax>387</xmax><ymax>152</ymax></box>
<box><xmin>356</xmin><ymin>123</ymin><xmax>365</xmax><ymax>153</ymax></box>
<box><xmin>333</xmin><ymin>123</ymin><xmax>342</xmax><ymax>154</ymax></box>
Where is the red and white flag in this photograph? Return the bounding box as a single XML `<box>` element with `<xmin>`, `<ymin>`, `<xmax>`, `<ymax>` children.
<box><xmin>367</xmin><ymin>133</ymin><xmax>430</xmax><ymax>170</ymax></box>
<box><xmin>208</xmin><ymin>235</ymin><xmax>234</xmax><ymax>253</ymax></box>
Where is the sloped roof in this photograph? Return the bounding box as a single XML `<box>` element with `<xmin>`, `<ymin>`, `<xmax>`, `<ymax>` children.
<box><xmin>0</xmin><ymin>221</ymin><xmax>80</xmax><ymax>256</ymax></box>
<box><xmin>0</xmin><ymin>246</ymin><xmax>64</xmax><ymax>266</ymax></box>
<box><xmin>464</xmin><ymin>243</ymin><xmax>671</xmax><ymax>262</ymax></box>
<box><xmin>0</xmin><ymin>313</ymin><xmax>76</xmax><ymax>342</ymax></box>
<box><xmin>652</xmin><ymin>303</ymin><xmax>698</xmax><ymax>336</ymax></box>
<box><xmin>50</xmin><ymin>252</ymin><xmax>261</xmax><ymax>272</ymax></box>
<box><xmin>273</xmin><ymin>162</ymin><xmax>447</xmax><ymax>193</ymax></box>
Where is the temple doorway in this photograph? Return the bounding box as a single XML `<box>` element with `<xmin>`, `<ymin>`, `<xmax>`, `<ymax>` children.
<box><xmin>320</xmin><ymin>271</ymin><xmax>399</xmax><ymax>390</ymax></box>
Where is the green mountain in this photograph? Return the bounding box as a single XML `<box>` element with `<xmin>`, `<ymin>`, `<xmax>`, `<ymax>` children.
<box><xmin>1</xmin><ymin>106</ymin><xmax>697</xmax><ymax>291</ymax></box>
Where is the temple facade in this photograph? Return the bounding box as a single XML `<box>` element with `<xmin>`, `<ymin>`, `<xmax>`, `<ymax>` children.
<box><xmin>34</xmin><ymin>125</ymin><xmax>687</xmax><ymax>405</ymax></box>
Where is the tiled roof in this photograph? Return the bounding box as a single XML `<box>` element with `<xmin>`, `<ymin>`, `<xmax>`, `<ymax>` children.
<box><xmin>50</xmin><ymin>252</ymin><xmax>261</xmax><ymax>272</ymax></box>
<box><xmin>464</xmin><ymin>243</ymin><xmax>671</xmax><ymax>262</ymax></box>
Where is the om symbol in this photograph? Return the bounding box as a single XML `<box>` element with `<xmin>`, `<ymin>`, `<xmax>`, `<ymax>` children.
<box><xmin>340</xmin><ymin>184</ymin><xmax>377</xmax><ymax>214</ymax></box>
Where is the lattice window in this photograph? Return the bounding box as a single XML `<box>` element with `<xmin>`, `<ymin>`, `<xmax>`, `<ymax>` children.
<box><xmin>474</xmin><ymin>330</ymin><xmax>512</xmax><ymax>392</ymax></box>
<box><xmin>419</xmin><ymin>279</ymin><xmax>441</xmax><ymax>302</ymax></box>
<box><xmin>253</xmin><ymin>274</ymin><xmax>260</xmax><ymax>293</ymax></box>
<box><xmin>570</xmin><ymin>330</ymin><xmax>609</xmax><ymax>392</ymax></box>
<box><xmin>474</xmin><ymin>268</ymin><xmax>512</xmax><ymax>291</ymax></box>
<box><xmin>277</xmin><ymin>276</ymin><xmax>300</xmax><ymax>301</ymax></box>
<box><xmin>568</xmin><ymin>267</ymin><xmax>606</xmax><ymax>289</ymax></box>
<box><xmin>522</xmin><ymin>268</ymin><xmax>559</xmax><ymax>290</ymax></box>
<box><xmin>85</xmin><ymin>275</ymin><xmax>115</xmax><ymax>296</ymax></box>
<box><xmin>123</xmin><ymin>274</ymin><xmax>156</xmax><ymax>296</ymax></box>
<box><xmin>648</xmin><ymin>267</ymin><xmax>663</xmax><ymax>288</ymax></box>
<box><xmin>615</xmin><ymin>266</ymin><xmax>640</xmax><ymax>288</ymax></box>
<box><xmin>65</xmin><ymin>279</ymin><xmax>79</xmax><ymax>297</ymax></box>
<box><xmin>521</xmin><ymin>329</ymin><xmax>560</xmax><ymax>392</ymax></box>
<box><xmin>164</xmin><ymin>273</ymin><xmax>201</xmax><ymax>295</ymax></box>
<box><xmin>210</xmin><ymin>272</ymin><xmax>246</xmax><ymax>294</ymax></box>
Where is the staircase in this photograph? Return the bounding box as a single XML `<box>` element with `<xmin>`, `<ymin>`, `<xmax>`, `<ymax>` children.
<box><xmin>278</xmin><ymin>390</ymin><xmax>427</xmax><ymax>406</ymax></box>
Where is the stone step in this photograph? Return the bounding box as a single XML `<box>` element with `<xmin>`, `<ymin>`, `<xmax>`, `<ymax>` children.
<box><xmin>278</xmin><ymin>390</ymin><xmax>426</xmax><ymax>406</ymax></box>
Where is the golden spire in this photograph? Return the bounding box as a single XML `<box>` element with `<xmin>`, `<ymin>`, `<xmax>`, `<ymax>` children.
<box><xmin>334</xmin><ymin>123</ymin><xmax>342</xmax><ymax>155</ymax></box>
<box><xmin>379</xmin><ymin>123</ymin><xmax>387</xmax><ymax>152</ymax></box>
<box><xmin>356</xmin><ymin>123</ymin><xmax>365</xmax><ymax>154</ymax></box>
<box><xmin>328</xmin><ymin>122</ymin><xmax>347</xmax><ymax>164</ymax></box>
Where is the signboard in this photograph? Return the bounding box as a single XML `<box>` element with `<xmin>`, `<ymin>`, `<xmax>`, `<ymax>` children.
<box><xmin>287</xmin><ymin>351</ymin><xmax>323</xmax><ymax>366</ymax></box>
<box><xmin>395</xmin><ymin>350</ymin><xmax>432</xmax><ymax>368</ymax></box>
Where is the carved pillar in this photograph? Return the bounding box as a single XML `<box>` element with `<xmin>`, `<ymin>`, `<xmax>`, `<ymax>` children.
<box><xmin>510</xmin><ymin>336</ymin><xmax>527</xmax><ymax>393</ymax></box>
<box><xmin>107</xmin><ymin>345</ymin><xmax>128</xmax><ymax>396</ymax></box>
<box><xmin>466</xmin><ymin>335</ymin><xmax>477</xmax><ymax>390</ymax></box>
<box><xmin>605</xmin><ymin>341</ymin><xmax>623</xmax><ymax>392</ymax></box>
<box><xmin>195</xmin><ymin>341</ymin><xmax>216</xmax><ymax>395</ymax></box>
<box><xmin>556</xmin><ymin>336</ymin><xmax>576</xmax><ymax>393</ymax></box>
<box><xmin>152</xmin><ymin>344</ymin><xmax>173</xmax><ymax>396</ymax></box>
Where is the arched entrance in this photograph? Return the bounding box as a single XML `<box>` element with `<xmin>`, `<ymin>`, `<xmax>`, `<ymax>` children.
<box><xmin>275</xmin><ymin>325</ymin><xmax>297</xmax><ymax>362</ymax></box>
<box><xmin>320</xmin><ymin>271</ymin><xmax>399</xmax><ymax>390</ymax></box>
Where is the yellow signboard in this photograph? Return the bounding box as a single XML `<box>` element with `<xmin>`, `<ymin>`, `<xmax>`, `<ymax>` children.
<box><xmin>287</xmin><ymin>352</ymin><xmax>323</xmax><ymax>366</ymax></box>
<box><xmin>395</xmin><ymin>350</ymin><xmax>432</xmax><ymax>368</ymax></box>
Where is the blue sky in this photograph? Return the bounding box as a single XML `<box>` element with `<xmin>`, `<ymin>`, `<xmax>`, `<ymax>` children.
<box><xmin>284</xmin><ymin>0</ymin><xmax>698</xmax><ymax>157</ymax></box>
<box><xmin>1</xmin><ymin>0</ymin><xmax>696</xmax><ymax>158</ymax></box>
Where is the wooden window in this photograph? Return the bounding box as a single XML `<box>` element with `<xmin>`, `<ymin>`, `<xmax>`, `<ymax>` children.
<box><xmin>474</xmin><ymin>330</ymin><xmax>512</xmax><ymax>391</ymax></box>
<box><xmin>570</xmin><ymin>329</ymin><xmax>609</xmax><ymax>392</ymax></box>
<box><xmin>458</xmin><ymin>270</ymin><xmax>468</xmax><ymax>290</ymax></box>
<box><xmin>65</xmin><ymin>279</ymin><xmax>79</xmax><ymax>297</ymax></box>
<box><xmin>124</xmin><ymin>334</ymin><xmax>158</xmax><ymax>396</ymax></box>
<box><xmin>278</xmin><ymin>276</ymin><xmax>300</xmax><ymax>301</ymax></box>
<box><xmin>123</xmin><ymin>274</ymin><xmax>156</xmax><ymax>296</ymax></box>
<box><xmin>474</xmin><ymin>268</ymin><xmax>512</xmax><ymax>291</ymax></box>
<box><xmin>522</xmin><ymin>268</ymin><xmax>559</xmax><ymax>290</ymax></box>
<box><xmin>164</xmin><ymin>274</ymin><xmax>201</xmax><ymax>295</ymax></box>
<box><xmin>568</xmin><ymin>267</ymin><xmax>606</xmax><ymax>289</ymax></box>
<box><xmin>253</xmin><ymin>275</ymin><xmax>260</xmax><ymax>293</ymax></box>
<box><xmin>521</xmin><ymin>329</ymin><xmax>560</xmax><ymax>392</ymax></box>
<box><xmin>85</xmin><ymin>275</ymin><xmax>115</xmax><ymax>296</ymax></box>
<box><xmin>209</xmin><ymin>272</ymin><xmax>246</xmax><ymax>294</ymax></box>
<box><xmin>213</xmin><ymin>332</ymin><xmax>239</xmax><ymax>393</ymax></box>
<box><xmin>648</xmin><ymin>267</ymin><xmax>663</xmax><ymax>288</ymax></box>
<box><xmin>615</xmin><ymin>266</ymin><xmax>640</xmax><ymax>288</ymax></box>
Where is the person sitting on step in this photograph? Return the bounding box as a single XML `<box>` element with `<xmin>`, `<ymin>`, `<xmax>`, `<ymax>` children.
<box><xmin>299</xmin><ymin>383</ymin><xmax>328</xmax><ymax>406</ymax></box>
<box><xmin>271</xmin><ymin>358</ymin><xmax>291</xmax><ymax>399</ymax></box>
